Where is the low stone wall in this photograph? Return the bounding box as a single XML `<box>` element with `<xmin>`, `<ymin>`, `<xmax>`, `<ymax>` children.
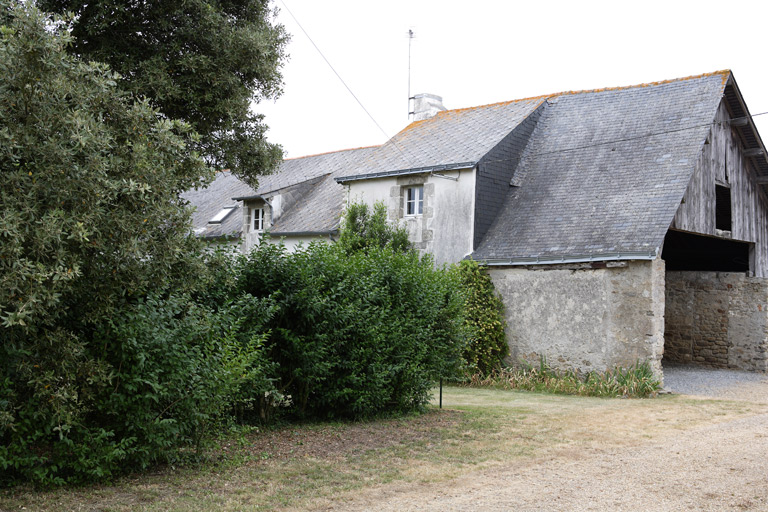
<box><xmin>487</xmin><ymin>259</ymin><xmax>666</xmax><ymax>381</ymax></box>
<box><xmin>665</xmin><ymin>271</ymin><xmax>768</xmax><ymax>371</ymax></box>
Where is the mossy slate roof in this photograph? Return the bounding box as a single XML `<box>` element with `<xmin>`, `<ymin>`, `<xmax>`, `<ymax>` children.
<box><xmin>472</xmin><ymin>72</ymin><xmax>729</xmax><ymax>262</ymax></box>
<box><xmin>181</xmin><ymin>170</ymin><xmax>252</xmax><ymax>239</ymax></box>
<box><xmin>334</xmin><ymin>97</ymin><xmax>545</xmax><ymax>181</ymax></box>
<box><xmin>182</xmin><ymin>146</ymin><xmax>379</xmax><ymax>238</ymax></box>
<box><xmin>185</xmin><ymin>71</ymin><xmax>739</xmax><ymax>259</ymax></box>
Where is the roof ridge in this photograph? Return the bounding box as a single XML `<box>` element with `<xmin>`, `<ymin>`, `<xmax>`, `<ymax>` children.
<box><xmin>409</xmin><ymin>70</ymin><xmax>732</xmax><ymax>127</ymax></box>
<box><xmin>284</xmin><ymin>144</ymin><xmax>381</xmax><ymax>162</ymax></box>
<box><xmin>552</xmin><ymin>69</ymin><xmax>731</xmax><ymax>99</ymax></box>
<box><xmin>402</xmin><ymin>97</ymin><xmax>547</xmax><ymax>131</ymax></box>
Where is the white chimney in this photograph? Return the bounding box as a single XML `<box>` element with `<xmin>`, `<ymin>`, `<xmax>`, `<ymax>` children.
<box><xmin>411</xmin><ymin>93</ymin><xmax>446</xmax><ymax>121</ymax></box>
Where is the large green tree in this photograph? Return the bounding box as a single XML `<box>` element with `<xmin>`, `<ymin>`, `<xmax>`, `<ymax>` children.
<box><xmin>37</xmin><ymin>0</ymin><xmax>289</xmax><ymax>181</ymax></box>
<box><xmin>0</xmin><ymin>1</ymin><xmax>210</xmax><ymax>331</ymax></box>
<box><xmin>0</xmin><ymin>1</ymin><xmax>232</xmax><ymax>484</ymax></box>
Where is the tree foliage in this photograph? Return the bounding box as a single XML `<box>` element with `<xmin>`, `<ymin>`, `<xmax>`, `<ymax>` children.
<box><xmin>0</xmin><ymin>2</ymin><xmax>266</xmax><ymax>485</ymax></box>
<box><xmin>338</xmin><ymin>201</ymin><xmax>411</xmax><ymax>254</ymax></box>
<box><xmin>37</xmin><ymin>0</ymin><xmax>289</xmax><ymax>181</ymax></box>
<box><xmin>453</xmin><ymin>259</ymin><xmax>508</xmax><ymax>376</ymax></box>
<box><xmin>0</xmin><ymin>1</ymin><xmax>211</xmax><ymax>331</ymax></box>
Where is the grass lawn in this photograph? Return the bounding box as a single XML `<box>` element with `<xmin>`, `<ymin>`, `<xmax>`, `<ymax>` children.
<box><xmin>0</xmin><ymin>386</ymin><xmax>756</xmax><ymax>511</ymax></box>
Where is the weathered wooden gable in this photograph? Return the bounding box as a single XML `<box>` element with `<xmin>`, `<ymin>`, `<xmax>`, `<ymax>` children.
<box><xmin>671</xmin><ymin>94</ymin><xmax>768</xmax><ymax>277</ymax></box>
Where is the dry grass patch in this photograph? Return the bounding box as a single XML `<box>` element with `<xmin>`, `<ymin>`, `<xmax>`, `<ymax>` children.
<box><xmin>2</xmin><ymin>387</ymin><xmax>763</xmax><ymax>512</ymax></box>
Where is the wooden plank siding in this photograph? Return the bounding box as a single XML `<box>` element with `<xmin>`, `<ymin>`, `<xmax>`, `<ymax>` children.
<box><xmin>671</xmin><ymin>100</ymin><xmax>768</xmax><ymax>277</ymax></box>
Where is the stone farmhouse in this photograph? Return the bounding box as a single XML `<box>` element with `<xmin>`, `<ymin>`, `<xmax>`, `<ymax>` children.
<box><xmin>183</xmin><ymin>70</ymin><xmax>768</xmax><ymax>381</ymax></box>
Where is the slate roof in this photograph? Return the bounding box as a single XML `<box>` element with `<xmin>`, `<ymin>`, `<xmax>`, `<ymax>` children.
<box><xmin>182</xmin><ymin>146</ymin><xmax>379</xmax><ymax>238</ymax></box>
<box><xmin>248</xmin><ymin>146</ymin><xmax>381</xmax><ymax>197</ymax></box>
<box><xmin>185</xmin><ymin>71</ymin><xmax>763</xmax><ymax>262</ymax></box>
<box><xmin>181</xmin><ymin>171</ymin><xmax>252</xmax><ymax>239</ymax></box>
<box><xmin>270</xmin><ymin>174</ymin><xmax>341</xmax><ymax>234</ymax></box>
<box><xmin>335</xmin><ymin>98</ymin><xmax>544</xmax><ymax>182</ymax></box>
<box><xmin>473</xmin><ymin>71</ymin><xmax>730</xmax><ymax>263</ymax></box>
<box><xmin>267</xmin><ymin>145</ymin><xmax>379</xmax><ymax>234</ymax></box>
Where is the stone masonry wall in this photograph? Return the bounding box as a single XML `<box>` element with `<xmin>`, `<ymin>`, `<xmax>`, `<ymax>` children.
<box><xmin>665</xmin><ymin>272</ymin><xmax>768</xmax><ymax>371</ymax></box>
<box><xmin>487</xmin><ymin>259</ymin><xmax>666</xmax><ymax>382</ymax></box>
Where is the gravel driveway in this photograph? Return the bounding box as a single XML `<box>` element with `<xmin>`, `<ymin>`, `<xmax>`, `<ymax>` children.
<box><xmin>663</xmin><ymin>363</ymin><xmax>768</xmax><ymax>401</ymax></box>
<box><xmin>317</xmin><ymin>364</ymin><xmax>768</xmax><ymax>512</ymax></box>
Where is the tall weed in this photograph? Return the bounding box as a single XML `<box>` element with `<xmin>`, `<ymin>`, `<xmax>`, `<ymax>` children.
<box><xmin>465</xmin><ymin>358</ymin><xmax>661</xmax><ymax>398</ymax></box>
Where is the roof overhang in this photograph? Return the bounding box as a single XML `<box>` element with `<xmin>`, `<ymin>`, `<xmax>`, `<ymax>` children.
<box><xmin>476</xmin><ymin>250</ymin><xmax>658</xmax><ymax>267</ymax></box>
<box><xmin>269</xmin><ymin>230</ymin><xmax>337</xmax><ymax>237</ymax></box>
<box><xmin>335</xmin><ymin>161</ymin><xmax>476</xmax><ymax>183</ymax></box>
<box><xmin>231</xmin><ymin>193</ymin><xmax>267</xmax><ymax>202</ymax></box>
<box><xmin>724</xmin><ymin>73</ymin><xmax>768</xmax><ymax>190</ymax></box>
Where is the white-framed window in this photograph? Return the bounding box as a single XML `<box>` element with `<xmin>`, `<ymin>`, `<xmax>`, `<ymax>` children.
<box><xmin>405</xmin><ymin>185</ymin><xmax>423</xmax><ymax>216</ymax></box>
<box><xmin>252</xmin><ymin>207</ymin><xmax>265</xmax><ymax>232</ymax></box>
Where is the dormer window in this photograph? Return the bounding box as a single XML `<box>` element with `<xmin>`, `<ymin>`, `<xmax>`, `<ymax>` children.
<box><xmin>209</xmin><ymin>205</ymin><xmax>236</xmax><ymax>224</ymax></box>
<box><xmin>405</xmin><ymin>186</ymin><xmax>423</xmax><ymax>216</ymax></box>
<box><xmin>252</xmin><ymin>207</ymin><xmax>265</xmax><ymax>232</ymax></box>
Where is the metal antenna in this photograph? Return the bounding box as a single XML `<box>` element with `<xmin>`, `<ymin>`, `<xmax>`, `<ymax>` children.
<box><xmin>408</xmin><ymin>29</ymin><xmax>414</xmax><ymax>120</ymax></box>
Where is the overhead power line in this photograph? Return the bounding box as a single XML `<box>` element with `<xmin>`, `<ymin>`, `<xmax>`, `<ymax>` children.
<box><xmin>278</xmin><ymin>1</ymin><xmax>416</xmax><ymax>167</ymax></box>
<box><xmin>279</xmin><ymin>1</ymin><xmax>391</xmax><ymax>142</ymax></box>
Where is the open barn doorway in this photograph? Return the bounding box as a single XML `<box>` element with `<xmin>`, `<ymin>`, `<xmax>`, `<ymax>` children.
<box><xmin>662</xmin><ymin>230</ymin><xmax>750</xmax><ymax>273</ymax></box>
<box><xmin>661</xmin><ymin>229</ymin><xmax>752</xmax><ymax>368</ymax></box>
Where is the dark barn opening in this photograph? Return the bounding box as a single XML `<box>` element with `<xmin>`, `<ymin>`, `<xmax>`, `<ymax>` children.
<box><xmin>715</xmin><ymin>185</ymin><xmax>733</xmax><ymax>232</ymax></box>
<box><xmin>662</xmin><ymin>229</ymin><xmax>749</xmax><ymax>273</ymax></box>
<box><xmin>662</xmin><ymin>229</ymin><xmax>752</xmax><ymax>368</ymax></box>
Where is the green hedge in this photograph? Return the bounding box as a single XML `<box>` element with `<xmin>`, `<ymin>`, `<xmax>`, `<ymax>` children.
<box><xmin>0</xmin><ymin>294</ymin><xmax>275</xmax><ymax>486</ymax></box>
<box><xmin>232</xmin><ymin>241</ymin><xmax>466</xmax><ymax>419</ymax></box>
<box><xmin>453</xmin><ymin>260</ymin><xmax>509</xmax><ymax>376</ymax></box>
<box><xmin>1</xmin><ymin>240</ymin><xmax>466</xmax><ymax>486</ymax></box>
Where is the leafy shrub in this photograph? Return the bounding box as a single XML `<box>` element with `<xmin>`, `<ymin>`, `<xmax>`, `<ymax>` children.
<box><xmin>338</xmin><ymin>201</ymin><xmax>410</xmax><ymax>254</ymax></box>
<box><xmin>95</xmin><ymin>295</ymin><xmax>276</xmax><ymax>459</ymax></box>
<box><xmin>453</xmin><ymin>260</ymin><xmax>508</xmax><ymax>376</ymax></box>
<box><xmin>231</xmin><ymin>240</ymin><xmax>465</xmax><ymax>419</ymax></box>
<box><xmin>0</xmin><ymin>294</ymin><xmax>276</xmax><ymax>486</ymax></box>
<box><xmin>464</xmin><ymin>358</ymin><xmax>662</xmax><ymax>398</ymax></box>
<box><xmin>0</xmin><ymin>4</ymin><xmax>274</xmax><ymax>486</ymax></box>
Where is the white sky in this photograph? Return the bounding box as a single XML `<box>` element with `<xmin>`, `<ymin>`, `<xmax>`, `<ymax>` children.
<box><xmin>254</xmin><ymin>0</ymin><xmax>768</xmax><ymax>159</ymax></box>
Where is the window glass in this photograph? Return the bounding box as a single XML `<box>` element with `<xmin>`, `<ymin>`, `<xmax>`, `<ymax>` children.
<box><xmin>209</xmin><ymin>206</ymin><xmax>236</xmax><ymax>224</ymax></box>
<box><xmin>252</xmin><ymin>207</ymin><xmax>264</xmax><ymax>232</ymax></box>
<box><xmin>406</xmin><ymin>186</ymin><xmax>423</xmax><ymax>216</ymax></box>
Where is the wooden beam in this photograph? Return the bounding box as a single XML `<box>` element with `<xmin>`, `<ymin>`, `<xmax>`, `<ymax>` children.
<box><xmin>730</xmin><ymin>117</ymin><xmax>750</xmax><ymax>127</ymax></box>
<box><xmin>744</xmin><ymin>148</ymin><xmax>764</xmax><ymax>157</ymax></box>
<box><xmin>755</xmin><ymin>176</ymin><xmax>768</xmax><ymax>184</ymax></box>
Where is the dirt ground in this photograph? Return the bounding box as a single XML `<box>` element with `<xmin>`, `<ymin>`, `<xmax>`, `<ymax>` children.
<box><xmin>4</xmin><ymin>373</ymin><xmax>767</xmax><ymax>512</ymax></box>
<box><xmin>305</xmin><ymin>378</ymin><xmax>768</xmax><ymax>512</ymax></box>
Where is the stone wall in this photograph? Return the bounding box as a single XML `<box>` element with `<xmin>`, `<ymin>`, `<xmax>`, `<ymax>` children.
<box><xmin>665</xmin><ymin>271</ymin><xmax>768</xmax><ymax>371</ymax></box>
<box><xmin>241</xmin><ymin>198</ymin><xmax>271</xmax><ymax>252</ymax></box>
<box><xmin>487</xmin><ymin>259</ymin><xmax>666</xmax><ymax>381</ymax></box>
